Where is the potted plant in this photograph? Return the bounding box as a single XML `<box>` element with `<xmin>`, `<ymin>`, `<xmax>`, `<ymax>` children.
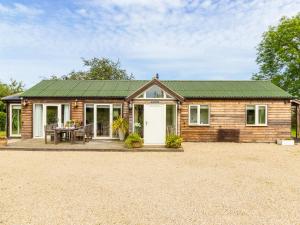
<box><xmin>125</xmin><ymin>133</ymin><xmax>143</xmax><ymax>148</ymax></box>
<box><xmin>66</xmin><ymin>120</ymin><xmax>74</xmax><ymax>128</ymax></box>
<box><xmin>134</xmin><ymin>122</ymin><xmax>143</xmax><ymax>136</ymax></box>
<box><xmin>165</xmin><ymin>134</ymin><xmax>183</xmax><ymax>148</ymax></box>
<box><xmin>112</xmin><ymin>117</ymin><xmax>129</xmax><ymax>141</ymax></box>
<box><xmin>277</xmin><ymin>137</ymin><xmax>295</xmax><ymax>146</ymax></box>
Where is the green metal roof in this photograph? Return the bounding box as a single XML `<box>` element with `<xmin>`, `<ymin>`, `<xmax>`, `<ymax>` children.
<box><xmin>20</xmin><ymin>80</ymin><xmax>292</xmax><ymax>99</ymax></box>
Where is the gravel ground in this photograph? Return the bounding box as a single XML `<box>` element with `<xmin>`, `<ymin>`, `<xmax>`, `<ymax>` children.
<box><xmin>1</xmin><ymin>142</ymin><xmax>300</xmax><ymax>225</ymax></box>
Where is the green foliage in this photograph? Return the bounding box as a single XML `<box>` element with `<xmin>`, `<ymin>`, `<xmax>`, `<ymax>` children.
<box><xmin>165</xmin><ymin>135</ymin><xmax>183</xmax><ymax>148</ymax></box>
<box><xmin>50</xmin><ymin>57</ymin><xmax>134</xmax><ymax>80</ymax></box>
<box><xmin>0</xmin><ymin>112</ymin><xmax>6</xmax><ymax>131</ymax></box>
<box><xmin>125</xmin><ymin>133</ymin><xmax>143</xmax><ymax>148</ymax></box>
<box><xmin>8</xmin><ymin>79</ymin><xmax>24</xmax><ymax>94</ymax></box>
<box><xmin>112</xmin><ymin>117</ymin><xmax>129</xmax><ymax>133</ymax></box>
<box><xmin>0</xmin><ymin>131</ymin><xmax>6</xmax><ymax>138</ymax></box>
<box><xmin>252</xmin><ymin>14</ymin><xmax>300</xmax><ymax>97</ymax></box>
<box><xmin>0</xmin><ymin>79</ymin><xmax>24</xmax><ymax>113</ymax></box>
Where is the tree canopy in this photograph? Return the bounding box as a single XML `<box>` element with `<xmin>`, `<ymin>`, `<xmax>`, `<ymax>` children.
<box><xmin>0</xmin><ymin>79</ymin><xmax>24</xmax><ymax>112</ymax></box>
<box><xmin>252</xmin><ymin>14</ymin><xmax>300</xmax><ymax>97</ymax></box>
<box><xmin>50</xmin><ymin>57</ymin><xmax>134</xmax><ymax>80</ymax></box>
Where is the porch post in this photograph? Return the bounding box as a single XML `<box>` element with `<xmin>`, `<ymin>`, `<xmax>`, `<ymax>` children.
<box><xmin>297</xmin><ymin>105</ymin><xmax>300</xmax><ymax>138</ymax></box>
<box><xmin>123</xmin><ymin>101</ymin><xmax>132</xmax><ymax>133</ymax></box>
<box><xmin>6</xmin><ymin>102</ymin><xmax>9</xmax><ymax>138</ymax></box>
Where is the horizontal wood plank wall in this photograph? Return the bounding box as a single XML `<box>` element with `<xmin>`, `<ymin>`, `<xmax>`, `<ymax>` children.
<box><xmin>180</xmin><ymin>99</ymin><xmax>291</xmax><ymax>143</ymax></box>
<box><xmin>21</xmin><ymin>100</ymin><xmax>33</xmax><ymax>139</ymax></box>
<box><xmin>71</xmin><ymin>101</ymin><xmax>84</xmax><ymax>123</ymax></box>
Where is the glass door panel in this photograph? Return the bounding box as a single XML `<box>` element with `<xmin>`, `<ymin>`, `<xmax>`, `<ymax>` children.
<box><xmin>96</xmin><ymin>105</ymin><xmax>110</xmax><ymax>137</ymax></box>
<box><xmin>166</xmin><ymin>105</ymin><xmax>176</xmax><ymax>135</ymax></box>
<box><xmin>46</xmin><ymin>106</ymin><xmax>58</xmax><ymax>125</ymax></box>
<box><xmin>112</xmin><ymin>104</ymin><xmax>122</xmax><ymax>137</ymax></box>
<box><xmin>11</xmin><ymin>105</ymin><xmax>21</xmax><ymax>136</ymax></box>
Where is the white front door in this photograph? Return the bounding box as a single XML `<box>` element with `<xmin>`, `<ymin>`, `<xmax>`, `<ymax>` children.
<box><xmin>144</xmin><ymin>104</ymin><xmax>166</xmax><ymax>145</ymax></box>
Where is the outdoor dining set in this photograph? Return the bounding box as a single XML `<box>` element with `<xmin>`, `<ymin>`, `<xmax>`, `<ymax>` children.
<box><xmin>44</xmin><ymin>123</ymin><xmax>93</xmax><ymax>144</ymax></box>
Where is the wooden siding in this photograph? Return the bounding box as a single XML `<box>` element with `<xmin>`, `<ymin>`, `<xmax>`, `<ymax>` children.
<box><xmin>180</xmin><ymin>99</ymin><xmax>291</xmax><ymax>143</ymax></box>
<box><xmin>19</xmin><ymin>97</ymin><xmax>291</xmax><ymax>142</ymax></box>
<box><xmin>71</xmin><ymin>100</ymin><xmax>84</xmax><ymax>122</ymax></box>
<box><xmin>21</xmin><ymin>100</ymin><xmax>33</xmax><ymax>139</ymax></box>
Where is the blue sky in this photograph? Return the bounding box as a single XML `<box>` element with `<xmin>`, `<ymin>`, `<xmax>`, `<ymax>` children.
<box><xmin>0</xmin><ymin>0</ymin><xmax>299</xmax><ymax>87</ymax></box>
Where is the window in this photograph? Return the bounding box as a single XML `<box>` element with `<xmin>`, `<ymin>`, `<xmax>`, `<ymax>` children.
<box><xmin>112</xmin><ymin>104</ymin><xmax>122</xmax><ymax>138</ymax></box>
<box><xmin>166</xmin><ymin>105</ymin><xmax>176</xmax><ymax>135</ymax></box>
<box><xmin>136</xmin><ymin>85</ymin><xmax>174</xmax><ymax>99</ymax></box>
<box><xmin>85</xmin><ymin>104</ymin><xmax>94</xmax><ymax>125</ymax></box>
<box><xmin>145</xmin><ymin>85</ymin><xmax>164</xmax><ymax>98</ymax></box>
<box><xmin>189</xmin><ymin>105</ymin><xmax>210</xmax><ymax>125</ymax></box>
<box><xmin>133</xmin><ymin>105</ymin><xmax>144</xmax><ymax>137</ymax></box>
<box><xmin>10</xmin><ymin>104</ymin><xmax>21</xmax><ymax>136</ymax></box>
<box><xmin>246</xmin><ymin>105</ymin><xmax>267</xmax><ymax>126</ymax></box>
<box><xmin>84</xmin><ymin>103</ymin><xmax>123</xmax><ymax>139</ymax></box>
<box><xmin>61</xmin><ymin>104</ymin><xmax>70</xmax><ymax>125</ymax></box>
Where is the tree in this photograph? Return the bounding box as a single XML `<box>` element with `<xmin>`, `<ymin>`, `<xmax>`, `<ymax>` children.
<box><xmin>0</xmin><ymin>79</ymin><xmax>24</xmax><ymax>130</ymax></box>
<box><xmin>7</xmin><ymin>79</ymin><xmax>24</xmax><ymax>94</ymax></box>
<box><xmin>51</xmin><ymin>57</ymin><xmax>134</xmax><ymax>80</ymax></box>
<box><xmin>252</xmin><ymin>14</ymin><xmax>300</xmax><ymax>97</ymax></box>
<box><xmin>0</xmin><ymin>79</ymin><xmax>24</xmax><ymax>111</ymax></box>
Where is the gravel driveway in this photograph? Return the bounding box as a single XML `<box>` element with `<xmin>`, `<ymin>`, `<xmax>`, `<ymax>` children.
<box><xmin>1</xmin><ymin>143</ymin><xmax>300</xmax><ymax>225</ymax></box>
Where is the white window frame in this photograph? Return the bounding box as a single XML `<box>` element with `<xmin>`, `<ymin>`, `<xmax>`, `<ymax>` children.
<box><xmin>188</xmin><ymin>105</ymin><xmax>210</xmax><ymax>126</ymax></box>
<box><xmin>132</xmin><ymin>103</ymin><xmax>178</xmax><ymax>135</ymax></box>
<box><xmin>33</xmin><ymin>103</ymin><xmax>70</xmax><ymax>138</ymax></box>
<box><xmin>84</xmin><ymin>103</ymin><xmax>122</xmax><ymax>139</ymax></box>
<box><xmin>246</xmin><ymin>105</ymin><xmax>268</xmax><ymax>126</ymax></box>
<box><xmin>136</xmin><ymin>85</ymin><xmax>175</xmax><ymax>100</ymax></box>
<box><xmin>9</xmin><ymin>104</ymin><xmax>22</xmax><ymax>137</ymax></box>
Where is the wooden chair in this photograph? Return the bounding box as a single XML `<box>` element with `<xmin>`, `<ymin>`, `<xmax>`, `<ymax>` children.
<box><xmin>44</xmin><ymin>123</ymin><xmax>58</xmax><ymax>144</ymax></box>
<box><xmin>73</xmin><ymin>126</ymin><xmax>86</xmax><ymax>144</ymax></box>
<box><xmin>85</xmin><ymin>124</ymin><xmax>93</xmax><ymax>141</ymax></box>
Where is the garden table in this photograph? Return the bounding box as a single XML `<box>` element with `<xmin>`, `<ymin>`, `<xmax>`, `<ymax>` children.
<box><xmin>54</xmin><ymin>127</ymin><xmax>78</xmax><ymax>145</ymax></box>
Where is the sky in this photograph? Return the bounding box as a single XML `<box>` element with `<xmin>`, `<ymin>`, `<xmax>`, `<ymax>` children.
<box><xmin>0</xmin><ymin>0</ymin><xmax>299</xmax><ymax>87</ymax></box>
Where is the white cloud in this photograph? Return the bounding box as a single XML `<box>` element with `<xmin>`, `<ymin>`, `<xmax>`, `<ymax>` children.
<box><xmin>0</xmin><ymin>0</ymin><xmax>299</xmax><ymax>85</ymax></box>
<box><xmin>0</xmin><ymin>2</ymin><xmax>43</xmax><ymax>17</ymax></box>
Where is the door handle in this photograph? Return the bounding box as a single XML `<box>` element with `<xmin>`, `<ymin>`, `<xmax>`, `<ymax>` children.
<box><xmin>145</xmin><ymin>121</ymin><xmax>148</xmax><ymax>126</ymax></box>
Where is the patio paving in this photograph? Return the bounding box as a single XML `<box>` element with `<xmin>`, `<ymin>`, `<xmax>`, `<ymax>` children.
<box><xmin>1</xmin><ymin>139</ymin><xmax>183</xmax><ymax>152</ymax></box>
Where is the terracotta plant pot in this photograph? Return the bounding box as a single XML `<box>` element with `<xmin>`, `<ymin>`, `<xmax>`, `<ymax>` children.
<box><xmin>131</xmin><ymin>141</ymin><xmax>142</xmax><ymax>148</ymax></box>
<box><xmin>0</xmin><ymin>138</ymin><xmax>7</xmax><ymax>146</ymax></box>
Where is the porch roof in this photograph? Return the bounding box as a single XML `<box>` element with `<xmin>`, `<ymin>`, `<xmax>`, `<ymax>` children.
<box><xmin>1</xmin><ymin>92</ymin><xmax>22</xmax><ymax>102</ymax></box>
<box><xmin>19</xmin><ymin>79</ymin><xmax>293</xmax><ymax>99</ymax></box>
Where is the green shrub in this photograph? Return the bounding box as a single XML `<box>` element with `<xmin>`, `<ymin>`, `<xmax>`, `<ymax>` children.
<box><xmin>165</xmin><ymin>135</ymin><xmax>183</xmax><ymax>148</ymax></box>
<box><xmin>0</xmin><ymin>112</ymin><xmax>6</xmax><ymax>131</ymax></box>
<box><xmin>125</xmin><ymin>133</ymin><xmax>143</xmax><ymax>148</ymax></box>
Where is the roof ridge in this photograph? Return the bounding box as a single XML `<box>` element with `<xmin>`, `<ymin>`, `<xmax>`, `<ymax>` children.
<box><xmin>42</xmin><ymin>79</ymin><xmax>271</xmax><ymax>82</ymax></box>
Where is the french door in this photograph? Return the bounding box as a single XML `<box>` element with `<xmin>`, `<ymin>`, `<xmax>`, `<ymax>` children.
<box><xmin>10</xmin><ymin>104</ymin><xmax>22</xmax><ymax>137</ymax></box>
<box><xmin>95</xmin><ymin>104</ymin><xmax>111</xmax><ymax>137</ymax></box>
<box><xmin>33</xmin><ymin>104</ymin><xmax>70</xmax><ymax>138</ymax></box>
<box><xmin>85</xmin><ymin>104</ymin><xmax>122</xmax><ymax>139</ymax></box>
